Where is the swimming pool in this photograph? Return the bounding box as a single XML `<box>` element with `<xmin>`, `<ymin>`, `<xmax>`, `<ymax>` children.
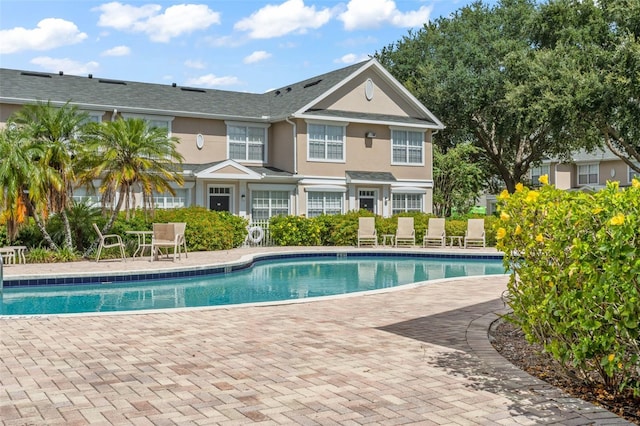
<box><xmin>1</xmin><ymin>253</ymin><xmax>506</xmax><ymax>315</ymax></box>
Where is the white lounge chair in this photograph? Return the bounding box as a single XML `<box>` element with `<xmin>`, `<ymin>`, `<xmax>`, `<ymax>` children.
<box><xmin>92</xmin><ymin>223</ymin><xmax>126</xmax><ymax>262</ymax></box>
<box><xmin>423</xmin><ymin>218</ymin><xmax>446</xmax><ymax>247</ymax></box>
<box><xmin>395</xmin><ymin>217</ymin><xmax>415</xmax><ymax>247</ymax></box>
<box><xmin>464</xmin><ymin>219</ymin><xmax>486</xmax><ymax>248</ymax></box>
<box><xmin>357</xmin><ymin>217</ymin><xmax>378</xmax><ymax>247</ymax></box>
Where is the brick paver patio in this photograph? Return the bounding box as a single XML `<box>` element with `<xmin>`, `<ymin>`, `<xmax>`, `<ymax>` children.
<box><xmin>1</xmin><ymin>248</ymin><xmax>631</xmax><ymax>425</ymax></box>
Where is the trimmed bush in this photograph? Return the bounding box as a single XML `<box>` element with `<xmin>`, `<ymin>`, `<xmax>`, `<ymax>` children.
<box><xmin>496</xmin><ymin>178</ymin><xmax>640</xmax><ymax>395</ymax></box>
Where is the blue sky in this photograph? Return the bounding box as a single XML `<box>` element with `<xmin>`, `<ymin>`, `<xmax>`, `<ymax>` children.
<box><xmin>1</xmin><ymin>0</ymin><xmax>494</xmax><ymax>93</ymax></box>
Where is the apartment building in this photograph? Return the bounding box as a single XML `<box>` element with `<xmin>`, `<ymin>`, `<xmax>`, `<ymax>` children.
<box><xmin>0</xmin><ymin>59</ymin><xmax>444</xmax><ymax>219</ymax></box>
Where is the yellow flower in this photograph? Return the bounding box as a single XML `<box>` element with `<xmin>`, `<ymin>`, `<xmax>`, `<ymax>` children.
<box><xmin>535</xmin><ymin>233</ymin><xmax>544</xmax><ymax>243</ymax></box>
<box><xmin>525</xmin><ymin>191</ymin><xmax>540</xmax><ymax>203</ymax></box>
<box><xmin>515</xmin><ymin>183</ymin><xmax>524</xmax><ymax>192</ymax></box>
<box><xmin>498</xmin><ymin>189</ymin><xmax>510</xmax><ymax>201</ymax></box>
<box><xmin>618</xmin><ymin>362</ymin><xmax>623</xmax><ymax>369</ymax></box>
<box><xmin>610</xmin><ymin>213</ymin><xmax>625</xmax><ymax>226</ymax></box>
<box><xmin>514</xmin><ymin>224</ymin><xmax>522</xmax><ymax>235</ymax></box>
<box><xmin>496</xmin><ymin>227</ymin><xmax>507</xmax><ymax>240</ymax></box>
<box><xmin>632</xmin><ymin>178</ymin><xmax>640</xmax><ymax>189</ymax></box>
<box><xmin>500</xmin><ymin>211</ymin><xmax>510</xmax><ymax>221</ymax></box>
<box><xmin>608</xmin><ymin>354</ymin><xmax>615</xmax><ymax>362</ymax></box>
<box><xmin>592</xmin><ymin>207</ymin><xmax>603</xmax><ymax>215</ymax></box>
<box><xmin>538</xmin><ymin>174</ymin><xmax>549</xmax><ymax>185</ymax></box>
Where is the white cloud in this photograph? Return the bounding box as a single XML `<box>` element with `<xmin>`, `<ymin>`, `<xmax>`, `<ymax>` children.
<box><xmin>244</xmin><ymin>51</ymin><xmax>272</xmax><ymax>64</ymax></box>
<box><xmin>204</xmin><ymin>35</ymin><xmax>244</xmax><ymax>48</ymax></box>
<box><xmin>339</xmin><ymin>0</ymin><xmax>432</xmax><ymax>30</ymax></box>
<box><xmin>184</xmin><ymin>59</ymin><xmax>206</xmax><ymax>69</ymax></box>
<box><xmin>185</xmin><ymin>74</ymin><xmax>242</xmax><ymax>88</ymax></box>
<box><xmin>30</xmin><ymin>57</ymin><xmax>99</xmax><ymax>76</ymax></box>
<box><xmin>234</xmin><ymin>0</ymin><xmax>332</xmax><ymax>39</ymax></box>
<box><xmin>334</xmin><ymin>53</ymin><xmax>370</xmax><ymax>64</ymax></box>
<box><xmin>94</xmin><ymin>2</ymin><xmax>221</xmax><ymax>42</ymax></box>
<box><xmin>101</xmin><ymin>45</ymin><xmax>131</xmax><ymax>56</ymax></box>
<box><xmin>0</xmin><ymin>18</ymin><xmax>87</xmax><ymax>54</ymax></box>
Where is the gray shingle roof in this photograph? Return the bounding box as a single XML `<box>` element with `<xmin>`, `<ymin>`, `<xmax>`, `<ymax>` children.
<box><xmin>346</xmin><ymin>171</ymin><xmax>397</xmax><ymax>182</ymax></box>
<box><xmin>0</xmin><ymin>63</ymin><xmax>367</xmax><ymax>121</ymax></box>
<box><xmin>0</xmin><ymin>69</ymin><xmax>266</xmax><ymax>119</ymax></box>
<box><xmin>0</xmin><ymin>60</ymin><xmax>440</xmax><ymax>128</ymax></box>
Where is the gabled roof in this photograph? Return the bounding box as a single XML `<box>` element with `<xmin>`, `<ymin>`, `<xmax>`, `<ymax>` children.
<box><xmin>0</xmin><ymin>59</ymin><xmax>444</xmax><ymax>129</ymax></box>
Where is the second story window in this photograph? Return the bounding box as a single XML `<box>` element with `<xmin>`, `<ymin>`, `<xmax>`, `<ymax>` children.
<box><xmin>227</xmin><ymin>124</ymin><xmax>266</xmax><ymax>162</ymax></box>
<box><xmin>530</xmin><ymin>164</ymin><xmax>550</xmax><ymax>184</ymax></box>
<box><xmin>629</xmin><ymin>164</ymin><xmax>640</xmax><ymax>184</ymax></box>
<box><xmin>392</xmin><ymin>129</ymin><xmax>423</xmax><ymax>165</ymax></box>
<box><xmin>578</xmin><ymin>163</ymin><xmax>598</xmax><ymax>185</ymax></box>
<box><xmin>308</xmin><ymin>123</ymin><xmax>345</xmax><ymax>161</ymax></box>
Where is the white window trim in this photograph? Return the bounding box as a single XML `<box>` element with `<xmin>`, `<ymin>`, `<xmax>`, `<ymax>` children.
<box><xmin>121</xmin><ymin>113</ymin><xmax>174</xmax><ymax>135</ymax></box>
<box><xmin>225</xmin><ymin>121</ymin><xmax>270</xmax><ymax>163</ymax></box>
<box><xmin>577</xmin><ymin>162</ymin><xmax>599</xmax><ymax>186</ymax></box>
<box><xmin>250</xmin><ymin>188</ymin><xmax>292</xmax><ymax>219</ymax></box>
<box><xmin>305</xmin><ymin>120</ymin><xmax>347</xmax><ymax>163</ymax></box>
<box><xmin>530</xmin><ymin>164</ymin><xmax>550</xmax><ymax>182</ymax></box>
<box><xmin>390</xmin><ymin>127</ymin><xmax>425</xmax><ymax>166</ymax></box>
<box><xmin>305</xmin><ymin>189</ymin><xmax>345</xmax><ymax>217</ymax></box>
<box><xmin>391</xmin><ymin>189</ymin><xmax>425</xmax><ymax>214</ymax></box>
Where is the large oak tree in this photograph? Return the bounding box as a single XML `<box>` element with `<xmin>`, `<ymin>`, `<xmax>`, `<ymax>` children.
<box><xmin>376</xmin><ymin>0</ymin><xmax>602</xmax><ymax>192</ymax></box>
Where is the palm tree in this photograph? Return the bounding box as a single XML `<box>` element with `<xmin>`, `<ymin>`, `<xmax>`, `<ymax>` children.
<box><xmin>0</xmin><ymin>126</ymin><xmax>60</xmax><ymax>248</ymax></box>
<box><xmin>9</xmin><ymin>101</ymin><xmax>89</xmax><ymax>249</ymax></box>
<box><xmin>79</xmin><ymin>117</ymin><xmax>184</xmax><ymax>234</ymax></box>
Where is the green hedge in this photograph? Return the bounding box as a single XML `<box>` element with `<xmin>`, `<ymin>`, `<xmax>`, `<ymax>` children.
<box><xmin>268</xmin><ymin>211</ymin><xmax>498</xmax><ymax>247</ymax></box>
<box><xmin>496</xmin><ymin>178</ymin><xmax>640</xmax><ymax>396</ymax></box>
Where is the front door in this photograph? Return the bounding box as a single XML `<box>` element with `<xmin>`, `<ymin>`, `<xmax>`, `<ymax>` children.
<box><xmin>209</xmin><ymin>187</ymin><xmax>232</xmax><ymax>212</ymax></box>
<box><xmin>359</xmin><ymin>197</ymin><xmax>374</xmax><ymax>212</ymax></box>
<box><xmin>209</xmin><ymin>195</ymin><xmax>230</xmax><ymax>212</ymax></box>
<box><xmin>359</xmin><ymin>190</ymin><xmax>376</xmax><ymax>213</ymax></box>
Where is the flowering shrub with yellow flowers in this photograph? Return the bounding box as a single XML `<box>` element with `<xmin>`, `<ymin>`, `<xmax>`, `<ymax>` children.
<box><xmin>496</xmin><ymin>176</ymin><xmax>640</xmax><ymax>395</ymax></box>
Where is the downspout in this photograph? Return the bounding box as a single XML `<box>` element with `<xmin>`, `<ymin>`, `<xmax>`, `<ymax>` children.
<box><xmin>285</xmin><ymin>117</ymin><xmax>298</xmax><ymax>174</ymax></box>
<box><xmin>285</xmin><ymin>117</ymin><xmax>298</xmax><ymax>215</ymax></box>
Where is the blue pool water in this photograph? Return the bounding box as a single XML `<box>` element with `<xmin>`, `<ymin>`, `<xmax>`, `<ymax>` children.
<box><xmin>1</xmin><ymin>255</ymin><xmax>506</xmax><ymax>315</ymax></box>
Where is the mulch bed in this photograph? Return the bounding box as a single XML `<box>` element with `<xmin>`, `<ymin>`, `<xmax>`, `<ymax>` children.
<box><xmin>490</xmin><ymin>320</ymin><xmax>640</xmax><ymax>424</ymax></box>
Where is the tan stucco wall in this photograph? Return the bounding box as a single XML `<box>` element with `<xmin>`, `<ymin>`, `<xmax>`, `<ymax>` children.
<box><xmin>172</xmin><ymin>117</ymin><xmax>227</xmax><ymax>165</ymax></box>
<box><xmin>295</xmin><ymin>120</ymin><xmax>431</xmax><ymax>181</ymax></box>
<box><xmin>269</xmin><ymin>121</ymin><xmax>295</xmax><ymax>173</ymax></box>
<box><xmin>555</xmin><ymin>163</ymin><xmax>573</xmax><ymax>189</ymax></box>
<box><xmin>0</xmin><ymin>103</ymin><xmax>23</xmax><ymax>125</ymax></box>
<box><xmin>601</xmin><ymin>160</ymin><xmax>628</xmax><ymax>185</ymax></box>
<box><xmin>314</xmin><ymin>69</ymin><xmax>422</xmax><ymax>117</ymax></box>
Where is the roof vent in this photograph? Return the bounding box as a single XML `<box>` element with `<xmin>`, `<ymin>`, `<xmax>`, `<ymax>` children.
<box><xmin>274</xmin><ymin>90</ymin><xmax>281</xmax><ymax>96</ymax></box>
<box><xmin>180</xmin><ymin>87</ymin><xmax>206</xmax><ymax>93</ymax></box>
<box><xmin>20</xmin><ymin>71</ymin><xmax>51</xmax><ymax>78</ymax></box>
<box><xmin>59</xmin><ymin>71</ymin><xmax>64</xmax><ymax>76</ymax></box>
<box><xmin>303</xmin><ymin>79</ymin><xmax>322</xmax><ymax>88</ymax></box>
<box><xmin>88</xmin><ymin>74</ymin><xmax>93</xmax><ymax>79</ymax></box>
<box><xmin>98</xmin><ymin>78</ymin><xmax>126</xmax><ymax>85</ymax></box>
<box><xmin>286</xmin><ymin>87</ymin><xmax>292</xmax><ymax>92</ymax></box>
<box><xmin>172</xmin><ymin>83</ymin><xmax>177</xmax><ymax>87</ymax></box>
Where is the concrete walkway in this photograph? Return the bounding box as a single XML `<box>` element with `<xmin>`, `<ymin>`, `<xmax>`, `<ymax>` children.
<box><xmin>0</xmin><ymin>247</ymin><xmax>631</xmax><ymax>425</ymax></box>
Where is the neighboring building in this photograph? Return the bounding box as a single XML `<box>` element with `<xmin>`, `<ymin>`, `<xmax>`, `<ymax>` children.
<box><xmin>0</xmin><ymin>59</ymin><xmax>444</xmax><ymax>220</ymax></box>
<box><xmin>532</xmin><ymin>148</ymin><xmax>639</xmax><ymax>191</ymax></box>
<box><xmin>477</xmin><ymin>147</ymin><xmax>639</xmax><ymax>215</ymax></box>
